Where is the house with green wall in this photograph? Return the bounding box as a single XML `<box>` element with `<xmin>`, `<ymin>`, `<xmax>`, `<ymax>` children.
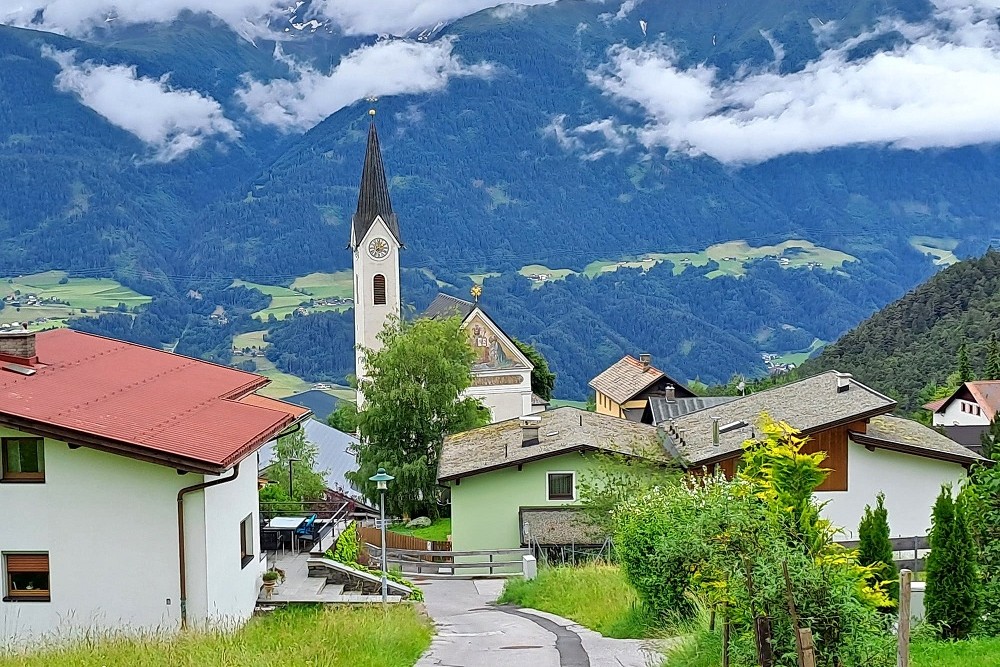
<box><xmin>437</xmin><ymin>408</ymin><xmax>664</xmax><ymax>553</ymax></box>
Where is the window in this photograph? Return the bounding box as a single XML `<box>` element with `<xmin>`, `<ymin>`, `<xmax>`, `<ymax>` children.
<box><xmin>373</xmin><ymin>274</ymin><xmax>386</xmax><ymax>305</ymax></box>
<box><xmin>547</xmin><ymin>472</ymin><xmax>575</xmax><ymax>501</ymax></box>
<box><xmin>4</xmin><ymin>553</ymin><xmax>49</xmax><ymax>601</ymax></box>
<box><xmin>1</xmin><ymin>438</ymin><xmax>44</xmax><ymax>482</ymax></box>
<box><xmin>240</xmin><ymin>515</ymin><xmax>253</xmax><ymax>568</ymax></box>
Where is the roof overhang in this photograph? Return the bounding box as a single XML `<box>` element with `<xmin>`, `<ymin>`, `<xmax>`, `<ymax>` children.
<box><xmin>849</xmin><ymin>431</ymin><xmax>986</xmax><ymax>466</ymax></box>
<box><xmin>438</xmin><ymin>444</ymin><xmax>664</xmax><ymax>484</ymax></box>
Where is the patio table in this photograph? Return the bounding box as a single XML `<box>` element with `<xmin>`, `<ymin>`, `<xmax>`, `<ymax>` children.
<box><xmin>264</xmin><ymin>516</ymin><xmax>307</xmax><ymax>553</ymax></box>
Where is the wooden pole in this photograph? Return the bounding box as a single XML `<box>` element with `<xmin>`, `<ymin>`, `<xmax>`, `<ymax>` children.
<box><xmin>798</xmin><ymin>628</ymin><xmax>816</xmax><ymax>667</ymax></box>
<box><xmin>782</xmin><ymin>561</ymin><xmax>805</xmax><ymax>667</ymax></box>
<box><xmin>898</xmin><ymin>569</ymin><xmax>912</xmax><ymax>667</ymax></box>
<box><xmin>722</xmin><ymin>602</ymin><xmax>730</xmax><ymax>667</ymax></box>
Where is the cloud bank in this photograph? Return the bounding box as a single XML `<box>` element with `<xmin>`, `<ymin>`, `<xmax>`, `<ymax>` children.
<box><xmin>44</xmin><ymin>47</ymin><xmax>238</xmax><ymax>162</ymax></box>
<box><xmin>237</xmin><ymin>38</ymin><xmax>492</xmax><ymax>130</ymax></box>
<box><xmin>1</xmin><ymin>0</ymin><xmax>559</xmax><ymax>37</ymax></box>
<box><xmin>576</xmin><ymin>0</ymin><xmax>1000</xmax><ymax>164</ymax></box>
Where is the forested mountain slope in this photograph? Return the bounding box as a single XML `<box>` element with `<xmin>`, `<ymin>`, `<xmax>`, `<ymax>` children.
<box><xmin>800</xmin><ymin>251</ymin><xmax>1000</xmax><ymax>412</ymax></box>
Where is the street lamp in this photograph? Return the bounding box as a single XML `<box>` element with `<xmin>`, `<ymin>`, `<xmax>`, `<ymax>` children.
<box><xmin>287</xmin><ymin>456</ymin><xmax>300</xmax><ymax>505</ymax></box>
<box><xmin>369</xmin><ymin>467</ymin><xmax>395</xmax><ymax>604</ymax></box>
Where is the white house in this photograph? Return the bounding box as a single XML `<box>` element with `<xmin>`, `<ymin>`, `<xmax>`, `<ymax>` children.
<box><xmin>656</xmin><ymin>371</ymin><xmax>985</xmax><ymax>539</ymax></box>
<box><xmin>0</xmin><ymin>328</ymin><xmax>308</xmax><ymax>648</ymax></box>
<box><xmin>925</xmin><ymin>381</ymin><xmax>1000</xmax><ymax>427</ymax></box>
<box><xmin>423</xmin><ymin>293</ymin><xmax>541</xmax><ymax>423</ymax></box>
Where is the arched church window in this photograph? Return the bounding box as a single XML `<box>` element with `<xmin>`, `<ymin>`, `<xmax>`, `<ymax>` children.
<box><xmin>373</xmin><ymin>274</ymin><xmax>386</xmax><ymax>305</ymax></box>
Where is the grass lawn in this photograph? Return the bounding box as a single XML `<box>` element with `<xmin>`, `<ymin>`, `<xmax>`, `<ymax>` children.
<box><xmin>910</xmin><ymin>235</ymin><xmax>960</xmax><ymax>266</ymax></box>
<box><xmin>498</xmin><ymin>563</ymin><xmax>655</xmax><ymax>639</ymax></box>
<box><xmin>0</xmin><ymin>271</ymin><xmax>152</xmax><ymax>329</ymax></box>
<box><xmin>772</xmin><ymin>338</ymin><xmax>827</xmax><ymax>367</ymax></box>
<box><xmin>389</xmin><ymin>518</ymin><xmax>452</xmax><ymax>542</ymax></box>
<box><xmin>0</xmin><ymin>604</ymin><xmax>432</xmax><ymax>667</ymax></box>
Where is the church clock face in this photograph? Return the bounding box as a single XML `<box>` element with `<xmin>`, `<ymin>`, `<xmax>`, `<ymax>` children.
<box><xmin>368</xmin><ymin>237</ymin><xmax>390</xmax><ymax>260</ymax></box>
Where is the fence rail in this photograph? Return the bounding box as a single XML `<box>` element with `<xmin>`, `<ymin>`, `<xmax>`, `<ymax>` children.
<box><xmin>836</xmin><ymin>535</ymin><xmax>929</xmax><ymax>572</ymax></box>
<box><xmin>366</xmin><ymin>543</ymin><xmax>530</xmax><ymax>576</ymax></box>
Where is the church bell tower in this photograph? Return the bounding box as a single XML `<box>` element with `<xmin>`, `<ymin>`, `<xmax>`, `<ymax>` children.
<box><xmin>351</xmin><ymin>110</ymin><xmax>402</xmax><ymax>406</ymax></box>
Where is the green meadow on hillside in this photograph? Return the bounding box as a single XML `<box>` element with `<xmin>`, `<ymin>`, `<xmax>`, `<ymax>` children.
<box><xmin>1</xmin><ymin>271</ymin><xmax>151</xmax><ymax>330</ymax></box>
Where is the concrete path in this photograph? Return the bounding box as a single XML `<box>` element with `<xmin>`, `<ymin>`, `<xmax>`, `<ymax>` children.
<box><xmin>415</xmin><ymin>578</ymin><xmax>662</xmax><ymax>667</ymax></box>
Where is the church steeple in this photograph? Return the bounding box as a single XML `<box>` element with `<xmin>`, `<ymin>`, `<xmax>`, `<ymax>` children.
<box><xmin>352</xmin><ymin>111</ymin><xmax>402</xmax><ymax>248</ymax></box>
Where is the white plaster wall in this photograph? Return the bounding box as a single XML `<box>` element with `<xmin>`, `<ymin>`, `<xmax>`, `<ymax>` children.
<box><xmin>934</xmin><ymin>400</ymin><xmax>989</xmax><ymax>427</ymax></box>
<box><xmin>815</xmin><ymin>440</ymin><xmax>967</xmax><ymax>540</ymax></box>
<box><xmin>0</xmin><ymin>429</ymin><xmax>183</xmax><ymax>647</ymax></box>
<box><xmin>353</xmin><ymin>216</ymin><xmax>401</xmax><ymax>405</ymax></box>
<box><xmin>197</xmin><ymin>457</ymin><xmax>265</xmax><ymax>629</ymax></box>
<box><xmin>465</xmin><ymin>371</ymin><xmax>533</xmax><ymax>423</ymax></box>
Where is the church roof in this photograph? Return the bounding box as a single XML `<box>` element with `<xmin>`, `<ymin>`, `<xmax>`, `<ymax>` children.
<box><xmin>352</xmin><ymin>118</ymin><xmax>402</xmax><ymax>247</ymax></box>
<box><xmin>423</xmin><ymin>293</ymin><xmax>475</xmax><ymax>321</ymax></box>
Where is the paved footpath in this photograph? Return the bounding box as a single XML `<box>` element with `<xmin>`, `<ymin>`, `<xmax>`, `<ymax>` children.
<box><xmin>414</xmin><ymin>578</ymin><xmax>662</xmax><ymax>667</ymax></box>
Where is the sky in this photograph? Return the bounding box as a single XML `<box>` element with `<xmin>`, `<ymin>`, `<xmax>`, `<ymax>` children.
<box><xmin>576</xmin><ymin>0</ymin><xmax>1000</xmax><ymax>164</ymax></box>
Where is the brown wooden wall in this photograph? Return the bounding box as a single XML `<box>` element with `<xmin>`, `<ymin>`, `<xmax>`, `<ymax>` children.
<box><xmin>692</xmin><ymin>420</ymin><xmax>867</xmax><ymax>492</ymax></box>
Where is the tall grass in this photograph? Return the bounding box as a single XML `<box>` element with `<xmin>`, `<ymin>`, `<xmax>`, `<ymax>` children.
<box><xmin>912</xmin><ymin>635</ymin><xmax>1000</xmax><ymax>667</ymax></box>
<box><xmin>0</xmin><ymin>604</ymin><xmax>432</xmax><ymax>667</ymax></box>
<box><xmin>498</xmin><ymin>562</ymin><xmax>655</xmax><ymax>639</ymax></box>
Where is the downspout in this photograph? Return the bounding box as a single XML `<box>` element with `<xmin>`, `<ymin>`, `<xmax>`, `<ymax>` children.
<box><xmin>177</xmin><ymin>463</ymin><xmax>241</xmax><ymax>630</ymax></box>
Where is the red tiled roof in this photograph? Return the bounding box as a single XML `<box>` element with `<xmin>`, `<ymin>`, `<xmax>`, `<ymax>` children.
<box><xmin>0</xmin><ymin>329</ymin><xmax>307</xmax><ymax>473</ymax></box>
<box><xmin>923</xmin><ymin>398</ymin><xmax>947</xmax><ymax>412</ymax></box>
<box><xmin>937</xmin><ymin>381</ymin><xmax>1000</xmax><ymax>421</ymax></box>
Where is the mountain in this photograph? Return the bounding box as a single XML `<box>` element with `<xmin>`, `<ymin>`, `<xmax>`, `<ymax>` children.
<box><xmin>1</xmin><ymin>0</ymin><xmax>998</xmax><ymax>398</ymax></box>
<box><xmin>800</xmin><ymin>251</ymin><xmax>1000</xmax><ymax>412</ymax></box>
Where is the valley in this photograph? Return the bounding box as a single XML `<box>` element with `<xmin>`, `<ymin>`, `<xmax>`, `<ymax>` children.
<box><xmin>0</xmin><ymin>271</ymin><xmax>151</xmax><ymax>331</ymax></box>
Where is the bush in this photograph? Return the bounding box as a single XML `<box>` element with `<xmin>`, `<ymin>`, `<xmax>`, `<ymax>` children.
<box><xmin>324</xmin><ymin>522</ymin><xmax>423</xmax><ymax>602</ymax></box>
<box><xmin>858</xmin><ymin>493</ymin><xmax>898</xmax><ymax>607</ymax></box>
<box><xmin>926</xmin><ymin>485</ymin><xmax>979</xmax><ymax>639</ymax></box>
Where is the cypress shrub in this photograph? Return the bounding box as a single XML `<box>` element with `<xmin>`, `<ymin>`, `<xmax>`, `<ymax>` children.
<box><xmin>858</xmin><ymin>492</ymin><xmax>898</xmax><ymax>606</ymax></box>
<box><xmin>926</xmin><ymin>484</ymin><xmax>979</xmax><ymax>639</ymax></box>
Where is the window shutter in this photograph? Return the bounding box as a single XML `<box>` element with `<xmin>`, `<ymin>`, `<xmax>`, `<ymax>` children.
<box><xmin>373</xmin><ymin>274</ymin><xmax>387</xmax><ymax>305</ymax></box>
<box><xmin>6</xmin><ymin>554</ymin><xmax>48</xmax><ymax>572</ymax></box>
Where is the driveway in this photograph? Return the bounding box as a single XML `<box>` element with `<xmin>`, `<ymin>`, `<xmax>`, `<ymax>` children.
<box><xmin>415</xmin><ymin>578</ymin><xmax>662</xmax><ymax>667</ymax></box>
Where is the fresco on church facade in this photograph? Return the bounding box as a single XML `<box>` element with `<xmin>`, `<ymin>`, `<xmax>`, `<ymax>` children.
<box><xmin>466</xmin><ymin>313</ymin><xmax>523</xmax><ymax>371</ymax></box>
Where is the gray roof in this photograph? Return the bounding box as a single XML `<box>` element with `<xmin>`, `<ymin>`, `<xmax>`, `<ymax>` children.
<box><xmin>258</xmin><ymin>420</ymin><xmax>364</xmax><ymax>501</ymax></box>
<box><xmin>665</xmin><ymin>371</ymin><xmax>896</xmax><ymax>465</ymax></box>
<box><xmin>423</xmin><ymin>293</ymin><xmax>475</xmax><ymax>321</ymax></box>
<box><xmin>649</xmin><ymin>396</ymin><xmax>738</xmax><ymax>424</ymax></box>
<box><xmin>438</xmin><ymin>407</ymin><xmax>664</xmax><ymax>481</ymax></box>
<box><xmin>855</xmin><ymin>415</ymin><xmax>986</xmax><ymax>464</ymax></box>
<box><xmin>352</xmin><ymin>119</ymin><xmax>401</xmax><ymax>246</ymax></box>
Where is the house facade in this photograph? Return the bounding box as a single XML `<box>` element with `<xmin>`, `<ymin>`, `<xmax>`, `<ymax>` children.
<box><xmin>589</xmin><ymin>354</ymin><xmax>695</xmax><ymax>423</ymax></box>
<box><xmin>438</xmin><ymin>408</ymin><xmax>662</xmax><ymax>553</ymax></box>
<box><xmin>424</xmin><ymin>293</ymin><xmax>540</xmax><ymax>423</ymax></box>
<box><xmin>924</xmin><ymin>381</ymin><xmax>1000</xmax><ymax>451</ymax></box>
<box><xmin>660</xmin><ymin>371</ymin><xmax>983</xmax><ymax>539</ymax></box>
<box><xmin>0</xmin><ymin>328</ymin><xmax>307</xmax><ymax>647</ymax></box>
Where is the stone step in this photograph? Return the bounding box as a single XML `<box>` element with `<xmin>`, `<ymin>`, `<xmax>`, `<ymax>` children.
<box><xmin>322</xmin><ymin>583</ymin><xmax>345</xmax><ymax>596</ymax></box>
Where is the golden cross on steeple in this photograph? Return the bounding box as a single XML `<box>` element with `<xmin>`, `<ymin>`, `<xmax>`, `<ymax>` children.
<box><xmin>471</xmin><ymin>284</ymin><xmax>483</xmax><ymax>302</ymax></box>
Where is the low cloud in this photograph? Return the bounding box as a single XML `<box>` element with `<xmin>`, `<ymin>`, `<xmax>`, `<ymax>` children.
<box><xmin>576</xmin><ymin>0</ymin><xmax>1000</xmax><ymax>164</ymax></box>
<box><xmin>237</xmin><ymin>38</ymin><xmax>492</xmax><ymax>131</ymax></box>
<box><xmin>44</xmin><ymin>47</ymin><xmax>238</xmax><ymax>162</ymax></box>
<box><xmin>544</xmin><ymin>115</ymin><xmax>631</xmax><ymax>161</ymax></box>
<box><xmin>2</xmin><ymin>0</ymin><xmax>559</xmax><ymax>37</ymax></box>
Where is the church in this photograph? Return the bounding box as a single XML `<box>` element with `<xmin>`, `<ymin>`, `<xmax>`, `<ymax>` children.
<box><xmin>348</xmin><ymin>112</ymin><xmax>543</xmax><ymax>423</ymax></box>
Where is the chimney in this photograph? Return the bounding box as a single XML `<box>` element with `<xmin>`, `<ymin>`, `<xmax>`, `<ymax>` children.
<box><xmin>0</xmin><ymin>327</ymin><xmax>37</xmax><ymax>366</ymax></box>
<box><xmin>836</xmin><ymin>372</ymin><xmax>852</xmax><ymax>393</ymax></box>
<box><xmin>520</xmin><ymin>415</ymin><xmax>542</xmax><ymax>447</ymax></box>
<box><xmin>664</xmin><ymin>384</ymin><xmax>676</xmax><ymax>402</ymax></box>
<box><xmin>712</xmin><ymin>416</ymin><xmax>720</xmax><ymax>447</ymax></box>
<box><xmin>639</xmin><ymin>353</ymin><xmax>652</xmax><ymax>370</ymax></box>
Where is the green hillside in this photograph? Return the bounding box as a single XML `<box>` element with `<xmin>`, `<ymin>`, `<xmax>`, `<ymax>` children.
<box><xmin>800</xmin><ymin>251</ymin><xmax>1000</xmax><ymax>411</ymax></box>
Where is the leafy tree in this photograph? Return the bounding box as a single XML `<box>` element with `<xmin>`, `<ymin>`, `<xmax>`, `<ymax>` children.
<box><xmin>264</xmin><ymin>429</ymin><xmax>328</xmax><ymax>502</ymax></box>
<box><xmin>925</xmin><ymin>484</ymin><xmax>979</xmax><ymax>639</ymax></box>
<box><xmin>963</xmin><ymin>459</ymin><xmax>1000</xmax><ymax>635</ymax></box>
<box><xmin>858</xmin><ymin>493</ymin><xmax>898</xmax><ymax>607</ymax></box>
<box><xmin>578</xmin><ymin>451</ymin><xmax>678</xmax><ymax>536</ymax></box>
<box><xmin>958</xmin><ymin>342</ymin><xmax>974</xmax><ymax>383</ymax></box>
<box><xmin>347</xmin><ymin>316</ymin><xmax>489</xmax><ymax>518</ymax></box>
<box><xmin>513</xmin><ymin>338</ymin><xmax>556</xmax><ymax>401</ymax></box>
<box><xmin>987</xmin><ymin>335</ymin><xmax>1000</xmax><ymax>380</ymax></box>
<box><xmin>981</xmin><ymin>417</ymin><xmax>1000</xmax><ymax>460</ymax></box>
<box><xmin>328</xmin><ymin>402</ymin><xmax>359</xmax><ymax>434</ymax></box>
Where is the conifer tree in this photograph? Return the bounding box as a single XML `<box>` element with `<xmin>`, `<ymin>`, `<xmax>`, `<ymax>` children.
<box><xmin>925</xmin><ymin>484</ymin><xmax>979</xmax><ymax>639</ymax></box>
<box><xmin>987</xmin><ymin>335</ymin><xmax>1000</xmax><ymax>380</ymax></box>
<box><xmin>981</xmin><ymin>417</ymin><xmax>1000</xmax><ymax>460</ymax></box>
<box><xmin>858</xmin><ymin>492</ymin><xmax>898</xmax><ymax>606</ymax></box>
<box><xmin>958</xmin><ymin>342</ymin><xmax>974</xmax><ymax>383</ymax></box>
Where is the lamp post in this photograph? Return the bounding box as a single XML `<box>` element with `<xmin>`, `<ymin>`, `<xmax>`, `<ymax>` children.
<box><xmin>369</xmin><ymin>467</ymin><xmax>395</xmax><ymax>604</ymax></box>
<box><xmin>287</xmin><ymin>456</ymin><xmax>300</xmax><ymax>507</ymax></box>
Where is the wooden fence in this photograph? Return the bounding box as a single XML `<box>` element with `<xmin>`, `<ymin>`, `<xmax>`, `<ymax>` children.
<box><xmin>837</xmin><ymin>535</ymin><xmax>929</xmax><ymax>572</ymax></box>
<box><xmin>358</xmin><ymin>525</ymin><xmax>451</xmax><ymax>552</ymax></box>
